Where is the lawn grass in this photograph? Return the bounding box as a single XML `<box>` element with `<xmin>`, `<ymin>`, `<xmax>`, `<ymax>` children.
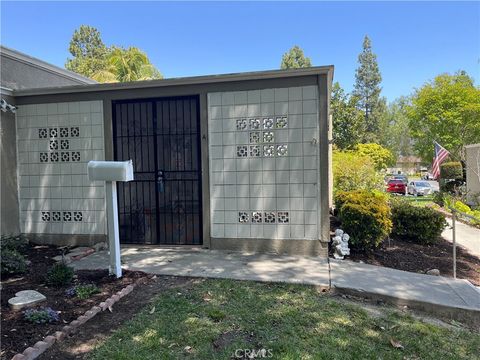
<box><xmin>88</xmin><ymin>279</ymin><xmax>479</xmax><ymax>360</ymax></box>
<box><xmin>396</xmin><ymin>195</ymin><xmax>436</xmax><ymax>208</ymax></box>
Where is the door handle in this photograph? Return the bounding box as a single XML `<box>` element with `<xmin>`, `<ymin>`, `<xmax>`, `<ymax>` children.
<box><xmin>157</xmin><ymin>171</ymin><xmax>165</xmax><ymax>193</ymax></box>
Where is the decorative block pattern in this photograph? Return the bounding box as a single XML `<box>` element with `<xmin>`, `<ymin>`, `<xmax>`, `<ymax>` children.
<box><xmin>208</xmin><ymin>86</ymin><xmax>319</xmax><ymax>240</ymax></box>
<box><xmin>16</xmin><ymin>101</ymin><xmax>106</xmax><ymax>235</ymax></box>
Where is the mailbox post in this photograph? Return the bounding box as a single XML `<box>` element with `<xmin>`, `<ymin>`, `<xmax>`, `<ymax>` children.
<box><xmin>87</xmin><ymin>160</ymin><xmax>134</xmax><ymax>277</ymax></box>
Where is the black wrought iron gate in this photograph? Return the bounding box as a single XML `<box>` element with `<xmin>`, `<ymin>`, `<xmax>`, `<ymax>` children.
<box><xmin>112</xmin><ymin>96</ymin><xmax>202</xmax><ymax>245</ymax></box>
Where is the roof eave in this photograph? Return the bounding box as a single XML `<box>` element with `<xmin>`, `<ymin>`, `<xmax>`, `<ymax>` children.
<box><xmin>12</xmin><ymin>65</ymin><xmax>334</xmax><ymax>97</ymax></box>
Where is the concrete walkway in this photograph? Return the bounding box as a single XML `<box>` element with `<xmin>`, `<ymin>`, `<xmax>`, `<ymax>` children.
<box><xmin>443</xmin><ymin>218</ymin><xmax>480</xmax><ymax>257</ymax></box>
<box><xmin>72</xmin><ymin>247</ymin><xmax>479</xmax><ymax>323</ymax></box>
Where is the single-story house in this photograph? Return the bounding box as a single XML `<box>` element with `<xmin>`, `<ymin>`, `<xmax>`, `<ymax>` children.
<box><xmin>388</xmin><ymin>156</ymin><xmax>427</xmax><ymax>176</ymax></box>
<box><xmin>1</xmin><ymin>46</ymin><xmax>334</xmax><ymax>257</ymax></box>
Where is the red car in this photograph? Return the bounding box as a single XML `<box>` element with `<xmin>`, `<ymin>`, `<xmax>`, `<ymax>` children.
<box><xmin>386</xmin><ymin>179</ymin><xmax>406</xmax><ymax>194</ymax></box>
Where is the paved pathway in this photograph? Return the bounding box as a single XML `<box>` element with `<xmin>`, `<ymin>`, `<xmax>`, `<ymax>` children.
<box><xmin>72</xmin><ymin>247</ymin><xmax>479</xmax><ymax>318</ymax></box>
<box><xmin>442</xmin><ymin>218</ymin><xmax>480</xmax><ymax>257</ymax></box>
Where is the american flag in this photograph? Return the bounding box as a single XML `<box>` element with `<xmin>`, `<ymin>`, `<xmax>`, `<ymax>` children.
<box><xmin>432</xmin><ymin>141</ymin><xmax>450</xmax><ymax>179</ymax></box>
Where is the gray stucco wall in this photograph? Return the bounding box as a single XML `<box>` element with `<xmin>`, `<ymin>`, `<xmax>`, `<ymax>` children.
<box><xmin>1</xmin><ymin>94</ymin><xmax>20</xmax><ymax>235</ymax></box>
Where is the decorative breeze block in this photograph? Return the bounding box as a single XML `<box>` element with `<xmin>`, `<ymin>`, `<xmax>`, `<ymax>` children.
<box><xmin>236</xmin><ymin>118</ymin><xmax>247</xmax><ymax>130</ymax></box>
<box><xmin>249</xmin><ymin>145</ymin><xmax>261</xmax><ymax>157</ymax></box>
<box><xmin>60</xmin><ymin>128</ymin><xmax>69</xmax><ymax>137</ymax></box>
<box><xmin>263</xmin><ymin>131</ymin><xmax>274</xmax><ymax>143</ymax></box>
<box><xmin>263</xmin><ymin>145</ymin><xmax>275</xmax><ymax>157</ymax></box>
<box><xmin>73</xmin><ymin>211</ymin><xmax>83</xmax><ymax>222</ymax></box>
<box><xmin>60</xmin><ymin>140</ymin><xmax>70</xmax><ymax>150</ymax></box>
<box><xmin>276</xmin><ymin>117</ymin><xmax>288</xmax><ymax>129</ymax></box>
<box><xmin>71</xmin><ymin>152</ymin><xmax>81</xmax><ymax>162</ymax></box>
<box><xmin>252</xmin><ymin>211</ymin><xmax>262</xmax><ymax>223</ymax></box>
<box><xmin>238</xmin><ymin>211</ymin><xmax>249</xmax><ymax>223</ymax></box>
<box><xmin>49</xmin><ymin>140</ymin><xmax>58</xmax><ymax>150</ymax></box>
<box><xmin>52</xmin><ymin>211</ymin><xmax>61</xmax><ymax>222</ymax></box>
<box><xmin>63</xmin><ymin>212</ymin><xmax>72</xmax><ymax>222</ymax></box>
<box><xmin>236</xmin><ymin>145</ymin><xmax>248</xmax><ymax>157</ymax></box>
<box><xmin>49</xmin><ymin>128</ymin><xmax>58</xmax><ymax>138</ymax></box>
<box><xmin>40</xmin><ymin>153</ymin><xmax>48</xmax><ymax>163</ymax></box>
<box><xmin>263</xmin><ymin>117</ymin><xmax>274</xmax><ymax>129</ymax></box>
<box><xmin>41</xmin><ymin>211</ymin><xmax>50</xmax><ymax>222</ymax></box>
<box><xmin>264</xmin><ymin>212</ymin><xmax>276</xmax><ymax>223</ymax></box>
<box><xmin>249</xmin><ymin>118</ymin><xmax>261</xmax><ymax>130</ymax></box>
<box><xmin>278</xmin><ymin>211</ymin><xmax>289</xmax><ymax>224</ymax></box>
<box><xmin>249</xmin><ymin>132</ymin><xmax>261</xmax><ymax>143</ymax></box>
<box><xmin>50</xmin><ymin>152</ymin><xmax>59</xmax><ymax>162</ymax></box>
<box><xmin>38</xmin><ymin>128</ymin><xmax>48</xmax><ymax>138</ymax></box>
<box><xmin>70</xmin><ymin>127</ymin><xmax>80</xmax><ymax>137</ymax></box>
<box><xmin>276</xmin><ymin>144</ymin><xmax>288</xmax><ymax>156</ymax></box>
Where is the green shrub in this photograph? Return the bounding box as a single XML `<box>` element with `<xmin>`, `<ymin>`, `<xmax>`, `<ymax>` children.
<box><xmin>75</xmin><ymin>284</ymin><xmax>100</xmax><ymax>299</ymax></box>
<box><xmin>0</xmin><ymin>234</ymin><xmax>28</xmax><ymax>253</ymax></box>
<box><xmin>46</xmin><ymin>262</ymin><xmax>74</xmax><ymax>287</ymax></box>
<box><xmin>1</xmin><ymin>248</ymin><xmax>27</xmax><ymax>275</ymax></box>
<box><xmin>336</xmin><ymin>190</ymin><xmax>392</xmax><ymax>250</ymax></box>
<box><xmin>333</xmin><ymin>151</ymin><xmax>384</xmax><ymax>193</ymax></box>
<box><xmin>432</xmin><ymin>191</ymin><xmax>447</xmax><ymax>207</ymax></box>
<box><xmin>440</xmin><ymin>161</ymin><xmax>463</xmax><ymax>180</ymax></box>
<box><xmin>391</xmin><ymin>200</ymin><xmax>447</xmax><ymax>244</ymax></box>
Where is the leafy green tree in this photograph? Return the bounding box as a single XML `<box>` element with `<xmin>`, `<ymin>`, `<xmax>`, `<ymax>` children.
<box><xmin>407</xmin><ymin>71</ymin><xmax>480</xmax><ymax>161</ymax></box>
<box><xmin>378</xmin><ymin>97</ymin><xmax>414</xmax><ymax>157</ymax></box>
<box><xmin>355</xmin><ymin>143</ymin><xmax>395</xmax><ymax>171</ymax></box>
<box><xmin>92</xmin><ymin>46</ymin><xmax>162</xmax><ymax>83</ymax></box>
<box><xmin>331</xmin><ymin>82</ymin><xmax>363</xmax><ymax>149</ymax></box>
<box><xmin>65</xmin><ymin>25</ymin><xmax>108</xmax><ymax>78</ymax></box>
<box><xmin>66</xmin><ymin>25</ymin><xmax>162</xmax><ymax>83</ymax></box>
<box><xmin>333</xmin><ymin>150</ymin><xmax>384</xmax><ymax>193</ymax></box>
<box><xmin>353</xmin><ymin>35</ymin><xmax>383</xmax><ymax>142</ymax></box>
<box><xmin>280</xmin><ymin>45</ymin><xmax>312</xmax><ymax>69</ymax></box>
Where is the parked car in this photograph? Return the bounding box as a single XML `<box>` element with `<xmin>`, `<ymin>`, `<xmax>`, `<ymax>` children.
<box><xmin>393</xmin><ymin>174</ymin><xmax>408</xmax><ymax>185</ymax></box>
<box><xmin>386</xmin><ymin>179</ymin><xmax>407</xmax><ymax>194</ymax></box>
<box><xmin>421</xmin><ymin>173</ymin><xmax>435</xmax><ymax>180</ymax></box>
<box><xmin>407</xmin><ymin>181</ymin><xmax>433</xmax><ymax>196</ymax></box>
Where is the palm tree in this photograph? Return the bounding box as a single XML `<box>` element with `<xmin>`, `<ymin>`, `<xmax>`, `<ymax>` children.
<box><xmin>92</xmin><ymin>46</ymin><xmax>162</xmax><ymax>83</ymax></box>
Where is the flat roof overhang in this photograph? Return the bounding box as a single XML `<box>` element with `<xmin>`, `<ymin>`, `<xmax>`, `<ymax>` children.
<box><xmin>11</xmin><ymin>66</ymin><xmax>334</xmax><ymax>98</ymax></box>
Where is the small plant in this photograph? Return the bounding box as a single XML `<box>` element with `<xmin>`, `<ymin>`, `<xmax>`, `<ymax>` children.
<box><xmin>391</xmin><ymin>200</ymin><xmax>447</xmax><ymax>245</ymax></box>
<box><xmin>1</xmin><ymin>248</ymin><xmax>27</xmax><ymax>275</ymax></box>
<box><xmin>24</xmin><ymin>307</ymin><xmax>60</xmax><ymax>324</ymax></box>
<box><xmin>46</xmin><ymin>262</ymin><xmax>74</xmax><ymax>287</ymax></box>
<box><xmin>65</xmin><ymin>287</ymin><xmax>77</xmax><ymax>297</ymax></box>
<box><xmin>0</xmin><ymin>234</ymin><xmax>28</xmax><ymax>253</ymax></box>
<box><xmin>65</xmin><ymin>284</ymin><xmax>100</xmax><ymax>299</ymax></box>
<box><xmin>75</xmin><ymin>284</ymin><xmax>100</xmax><ymax>299</ymax></box>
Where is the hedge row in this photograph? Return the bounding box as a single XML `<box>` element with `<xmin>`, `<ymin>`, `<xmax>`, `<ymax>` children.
<box><xmin>335</xmin><ymin>190</ymin><xmax>447</xmax><ymax>250</ymax></box>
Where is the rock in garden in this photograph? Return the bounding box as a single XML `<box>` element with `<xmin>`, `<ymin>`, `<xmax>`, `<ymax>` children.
<box><xmin>8</xmin><ymin>290</ymin><xmax>46</xmax><ymax>310</ymax></box>
<box><xmin>93</xmin><ymin>242</ymin><xmax>107</xmax><ymax>252</ymax></box>
<box><xmin>426</xmin><ymin>269</ymin><xmax>440</xmax><ymax>276</ymax></box>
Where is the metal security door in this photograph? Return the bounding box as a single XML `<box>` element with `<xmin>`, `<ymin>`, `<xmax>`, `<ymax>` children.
<box><xmin>113</xmin><ymin>96</ymin><xmax>202</xmax><ymax>245</ymax></box>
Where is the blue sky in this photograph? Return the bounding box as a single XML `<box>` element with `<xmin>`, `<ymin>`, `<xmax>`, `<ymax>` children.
<box><xmin>1</xmin><ymin>1</ymin><xmax>478</xmax><ymax>102</ymax></box>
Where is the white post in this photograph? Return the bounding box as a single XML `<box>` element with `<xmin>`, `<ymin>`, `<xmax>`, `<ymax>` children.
<box><xmin>452</xmin><ymin>210</ymin><xmax>456</xmax><ymax>279</ymax></box>
<box><xmin>106</xmin><ymin>181</ymin><xmax>122</xmax><ymax>277</ymax></box>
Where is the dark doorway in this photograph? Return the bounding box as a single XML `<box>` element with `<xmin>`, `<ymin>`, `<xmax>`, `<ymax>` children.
<box><xmin>112</xmin><ymin>96</ymin><xmax>202</xmax><ymax>245</ymax></box>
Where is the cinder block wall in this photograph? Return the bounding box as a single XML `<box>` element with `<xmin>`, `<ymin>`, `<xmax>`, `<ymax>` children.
<box><xmin>15</xmin><ymin>101</ymin><xmax>107</xmax><ymax>245</ymax></box>
<box><xmin>207</xmin><ymin>86</ymin><xmax>326</xmax><ymax>256</ymax></box>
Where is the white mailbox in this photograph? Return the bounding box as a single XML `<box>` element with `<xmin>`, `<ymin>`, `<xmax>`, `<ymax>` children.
<box><xmin>88</xmin><ymin>160</ymin><xmax>134</xmax><ymax>182</ymax></box>
<box><xmin>87</xmin><ymin>160</ymin><xmax>134</xmax><ymax>278</ymax></box>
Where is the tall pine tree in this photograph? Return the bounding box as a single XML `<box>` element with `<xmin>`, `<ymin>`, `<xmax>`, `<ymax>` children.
<box><xmin>353</xmin><ymin>35</ymin><xmax>383</xmax><ymax>142</ymax></box>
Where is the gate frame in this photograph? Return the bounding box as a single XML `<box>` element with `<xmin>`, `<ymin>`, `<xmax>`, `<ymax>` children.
<box><xmin>111</xmin><ymin>95</ymin><xmax>203</xmax><ymax>246</ymax></box>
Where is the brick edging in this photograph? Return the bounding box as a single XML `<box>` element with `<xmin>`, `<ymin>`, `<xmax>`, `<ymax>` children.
<box><xmin>11</xmin><ymin>278</ymin><xmax>144</xmax><ymax>360</ymax></box>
